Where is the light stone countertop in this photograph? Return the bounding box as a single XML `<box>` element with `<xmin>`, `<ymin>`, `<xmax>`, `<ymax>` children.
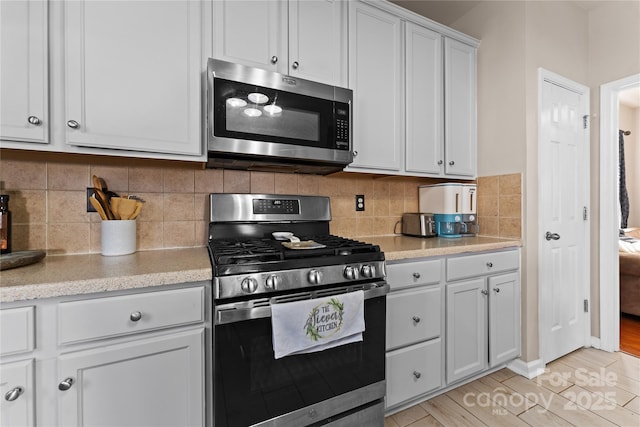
<box><xmin>0</xmin><ymin>236</ymin><xmax>522</xmax><ymax>303</ymax></box>
<box><xmin>0</xmin><ymin>248</ymin><xmax>212</xmax><ymax>303</ymax></box>
<box><xmin>365</xmin><ymin>235</ymin><xmax>522</xmax><ymax>261</ymax></box>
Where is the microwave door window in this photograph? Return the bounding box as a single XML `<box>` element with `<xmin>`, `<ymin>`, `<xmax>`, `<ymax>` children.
<box><xmin>214</xmin><ymin>79</ymin><xmax>332</xmax><ymax>149</ymax></box>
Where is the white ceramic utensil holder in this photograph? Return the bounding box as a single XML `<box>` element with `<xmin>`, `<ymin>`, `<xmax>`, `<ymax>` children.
<box><xmin>101</xmin><ymin>220</ymin><xmax>136</xmax><ymax>256</ymax></box>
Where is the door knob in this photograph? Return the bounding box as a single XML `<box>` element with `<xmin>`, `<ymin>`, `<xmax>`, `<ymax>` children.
<box><xmin>545</xmin><ymin>232</ymin><xmax>560</xmax><ymax>241</ymax></box>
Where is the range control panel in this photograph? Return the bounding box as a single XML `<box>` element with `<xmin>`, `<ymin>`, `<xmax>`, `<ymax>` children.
<box><xmin>253</xmin><ymin>199</ymin><xmax>300</xmax><ymax>215</ymax></box>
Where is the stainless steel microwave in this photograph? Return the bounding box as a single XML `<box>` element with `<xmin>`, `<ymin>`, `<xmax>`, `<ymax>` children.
<box><xmin>206</xmin><ymin>58</ymin><xmax>353</xmax><ymax>174</ymax></box>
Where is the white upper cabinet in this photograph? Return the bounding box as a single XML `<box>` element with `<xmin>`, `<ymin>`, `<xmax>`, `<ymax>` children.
<box><xmin>213</xmin><ymin>0</ymin><xmax>347</xmax><ymax>87</ymax></box>
<box><xmin>64</xmin><ymin>0</ymin><xmax>203</xmax><ymax>156</ymax></box>
<box><xmin>347</xmin><ymin>0</ymin><xmax>477</xmax><ymax>178</ymax></box>
<box><xmin>405</xmin><ymin>22</ymin><xmax>443</xmax><ymax>175</ymax></box>
<box><xmin>0</xmin><ymin>0</ymin><xmax>48</xmax><ymax>144</ymax></box>
<box><xmin>348</xmin><ymin>1</ymin><xmax>402</xmax><ymax>171</ymax></box>
<box><xmin>444</xmin><ymin>37</ymin><xmax>477</xmax><ymax>177</ymax></box>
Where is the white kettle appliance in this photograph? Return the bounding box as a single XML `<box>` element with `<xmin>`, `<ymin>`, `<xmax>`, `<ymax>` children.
<box><xmin>419</xmin><ymin>183</ymin><xmax>478</xmax><ymax>238</ymax></box>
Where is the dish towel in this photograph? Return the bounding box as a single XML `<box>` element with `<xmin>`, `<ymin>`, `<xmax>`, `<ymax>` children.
<box><xmin>271</xmin><ymin>290</ymin><xmax>365</xmax><ymax>359</ymax></box>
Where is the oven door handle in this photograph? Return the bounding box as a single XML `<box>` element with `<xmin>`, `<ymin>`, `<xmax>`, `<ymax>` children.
<box><xmin>215</xmin><ymin>282</ymin><xmax>389</xmax><ymax>325</ymax></box>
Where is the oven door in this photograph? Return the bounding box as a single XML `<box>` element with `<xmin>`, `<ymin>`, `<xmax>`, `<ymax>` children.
<box><xmin>213</xmin><ymin>285</ymin><xmax>387</xmax><ymax>427</ymax></box>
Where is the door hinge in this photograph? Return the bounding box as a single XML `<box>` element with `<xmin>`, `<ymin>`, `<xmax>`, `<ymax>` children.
<box><xmin>583</xmin><ymin>115</ymin><xmax>589</xmax><ymax>129</ymax></box>
<box><xmin>583</xmin><ymin>206</ymin><xmax>588</xmax><ymax>221</ymax></box>
<box><xmin>584</xmin><ymin>299</ymin><xmax>589</xmax><ymax>313</ymax></box>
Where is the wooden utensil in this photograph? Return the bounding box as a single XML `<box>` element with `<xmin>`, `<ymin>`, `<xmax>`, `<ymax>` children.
<box><xmin>109</xmin><ymin>197</ymin><xmax>122</xmax><ymax>220</ymax></box>
<box><xmin>89</xmin><ymin>195</ymin><xmax>108</xmax><ymax>220</ymax></box>
<box><xmin>129</xmin><ymin>201</ymin><xmax>143</xmax><ymax>220</ymax></box>
<box><xmin>94</xmin><ymin>188</ymin><xmax>115</xmax><ymax>220</ymax></box>
<box><xmin>115</xmin><ymin>197</ymin><xmax>139</xmax><ymax>220</ymax></box>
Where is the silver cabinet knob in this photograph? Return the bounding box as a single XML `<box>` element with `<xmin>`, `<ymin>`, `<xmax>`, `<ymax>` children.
<box><xmin>486</xmin><ymin>262</ymin><xmax>493</xmax><ymax>268</ymax></box>
<box><xmin>4</xmin><ymin>386</ymin><xmax>23</xmax><ymax>401</ymax></box>
<box><xmin>481</xmin><ymin>289</ymin><xmax>489</xmax><ymax>296</ymax></box>
<box><xmin>353</xmin><ymin>150</ymin><xmax>358</xmax><ymax>157</ymax></box>
<box><xmin>449</xmin><ymin>161</ymin><xmax>455</xmax><ymax>166</ymax></box>
<box><xmin>27</xmin><ymin>116</ymin><xmax>41</xmax><ymax>125</ymax></box>
<box><xmin>265</xmin><ymin>274</ymin><xmax>280</xmax><ymax>290</ymax></box>
<box><xmin>58</xmin><ymin>378</ymin><xmax>75</xmax><ymax>391</ymax></box>
<box><xmin>270</xmin><ymin>55</ymin><xmax>278</xmax><ymax>64</ymax></box>
<box><xmin>437</xmin><ymin>160</ymin><xmax>443</xmax><ymax>165</ymax></box>
<box><xmin>412</xmin><ymin>272</ymin><xmax>421</xmax><ymax>279</ymax></box>
<box><xmin>545</xmin><ymin>232</ymin><xmax>560</xmax><ymax>241</ymax></box>
<box><xmin>308</xmin><ymin>269</ymin><xmax>322</xmax><ymax>285</ymax></box>
<box><xmin>292</xmin><ymin>61</ymin><xmax>299</xmax><ymax>70</ymax></box>
<box><xmin>130</xmin><ymin>311</ymin><xmax>142</xmax><ymax>322</ymax></box>
<box><xmin>494</xmin><ymin>288</ymin><xmax>501</xmax><ymax>293</ymax></box>
<box><xmin>412</xmin><ymin>316</ymin><xmax>421</xmax><ymax>323</ymax></box>
<box><xmin>241</xmin><ymin>277</ymin><xmax>258</xmax><ymax>294</ymax></box>
<box><xmin>413</xmin><ymin>371</ymin><xmax>422</xmax><ymax>379</ymax></box>
<box><xmin>66</xmin><ymin>120</ymin><xmax>79</xmax><ymax>129</ymax></box>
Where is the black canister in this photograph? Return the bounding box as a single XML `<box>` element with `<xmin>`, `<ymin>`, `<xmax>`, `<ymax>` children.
<box><xmin>0</xmin><ymin>194</ymin><xmax>11</xmax><ymax>254</ymax></box>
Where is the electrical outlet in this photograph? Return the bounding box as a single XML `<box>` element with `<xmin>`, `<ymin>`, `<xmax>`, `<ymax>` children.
<box><xmin>355</xmin><ymin>195</ymin><xmax>365</xmax><ymax>212</ymax></box>
<box><xmin>87</xmin><ymin>188</ymin><xmax>97</xmax><ymax>212</ymax></box>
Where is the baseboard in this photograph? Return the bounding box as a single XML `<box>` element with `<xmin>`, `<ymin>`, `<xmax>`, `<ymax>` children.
<box><xmin>507</xmin><ymin>357</ymin><xmax>545</xmax><ymax>379</ymax></box>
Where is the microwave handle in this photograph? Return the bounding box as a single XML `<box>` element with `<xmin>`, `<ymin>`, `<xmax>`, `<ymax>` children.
<box><xmin>215</xmin><ymin>282</ymin><xmax>388</xmax><ymax>325</ymax></box>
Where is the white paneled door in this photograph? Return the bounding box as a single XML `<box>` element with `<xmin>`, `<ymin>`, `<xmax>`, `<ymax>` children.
<box><xmin>539</xmin><ymin>69</ymin><xmax>590</xmax><ymax>364</ymax></box>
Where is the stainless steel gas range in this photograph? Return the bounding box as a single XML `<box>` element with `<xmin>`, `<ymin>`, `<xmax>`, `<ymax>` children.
<box><xmin>208</xmin><ymin>193</ymin><xmax>389</xmax><ymax>427</ymax></box>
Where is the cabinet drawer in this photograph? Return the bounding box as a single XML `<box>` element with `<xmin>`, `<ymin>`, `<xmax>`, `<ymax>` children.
<box><xmin>0</xmin><ymin>359</ymin><xmax>35</xmax><ymax>426</ymax></box>
<box><xmin>386</xmin><ymin>286</ymin><xmax>441</xmax><ymax>350</ymax></box>
<box><xmin>446</xmin><ymin>249</ymin><xmax>518</xmax><ymax>282</ymax></box>
<box><xmin>0</xmin><ymin>307</ymin><xmax>35</xmax><ymax>356</ymax></box>
<box><xmin>58</xmin><ymin>287</ymin><xmax>204</xmax><ymax>345</ymax></box>
<box><xmin>386</xmin><ymin>338</ymin><xmax>442</xmax><ymax>408</ymax></box>
<box><xmin>387</xmin><ymin>259</ymin><xmax>442</xmax><ymax>290</ymax></box>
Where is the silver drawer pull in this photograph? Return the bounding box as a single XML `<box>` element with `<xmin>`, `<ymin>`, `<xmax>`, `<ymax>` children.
<box><xmin>413</xmin><ymin>371</ymin><xmax>422</xmax><ymax>379</ymax></box>
<box><xmin>130</xmin><ymin>311</ymin><xmax>142</xmax><ymax>322</ymax></box>
<box><xmin>4</xmin><ymin>386</ymin><xmax>23</xmax><ymax>401</ymax></box>
<box><xmin>412</xmin><ymin>316</ymin><xmax>421</xmax><ymax>324</ymax></box>
<box><xmin>486</xmin><ymin>262</ymin><xmax>493</xmax><ymax>268</ymax></box>
<box><xmin>494</xmin><ymin>288</ymin><xmax>500</xmax><ymax>293</ymax></box>
<box><xmin>412</xmin><ymin>272</ymin><xmax>421</xmax><ymax>279</ymax></box>
<box><xmin>58</xmin><ymin>378</ymin><xmax>74</xmax><ymax>391</ymax></box>
<box><xmin>27</xmin><ymin>116</ymin><xmax>41</xmax><ymax>125</ymax></box>
<box><xmin>481</xmin><ymin>289</ymin><xmax>488</xmax><ymax>296</ymax></box>
<box><xmin>66</xmin><ymin>120</ymin><xmax>79</xmax><ymax>129</ymax></box>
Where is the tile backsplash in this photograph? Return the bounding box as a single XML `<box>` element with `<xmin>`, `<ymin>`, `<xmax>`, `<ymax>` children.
<box><xmin>0</xmin><ymin>153</ymin><xmax>521</xmax><ymax>254</ymax></box>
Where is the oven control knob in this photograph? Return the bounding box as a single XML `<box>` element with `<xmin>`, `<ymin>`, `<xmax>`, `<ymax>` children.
<box><xmin>241</xmin><ymin>277</ymin><xmax>259</xmax><ymax>294</ymax></box>
<box><xmin>344</xmin><ymin>266</ymin><xmax>359</xmax><ymax>280</ymax></box>
<box><xmin>265</xmin><ymin>274</ymin><xmax>280</xmax><ymax>290</ymax></box>
<box><xmin>308</xmin><ymin>269</ymin><xmax>322</xmax><ymax>285</ymax></box>
<box><xmin>361</xmin><ymin>264</ymin><xmax>375</xmax><ymax>278</ymax></box>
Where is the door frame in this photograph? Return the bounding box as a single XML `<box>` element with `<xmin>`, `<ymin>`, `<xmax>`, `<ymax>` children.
<box><xmin>599</xmin><ymin>73</ymin><xmax>640</xmax><ymax>352</ymax></box>
<box><xmin>537</xmin><ymin>68</ymin><xmax>591</xmax><ymax>363</ymax></box>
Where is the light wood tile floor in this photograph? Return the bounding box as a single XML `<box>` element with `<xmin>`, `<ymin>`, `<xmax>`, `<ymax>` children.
<box><xmin>385</xmin><ymin>348</ymin><xmax>640</xmax><ymax>427</ymax></box>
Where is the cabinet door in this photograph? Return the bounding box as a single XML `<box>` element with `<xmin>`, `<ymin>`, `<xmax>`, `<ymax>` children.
<box><xmin>489</xmin><ymin>272</ymin><xmax>521</xmax><ymax>367</ymax></box>
<box><xmin>446</xmin><ymin>278</ymin><xmax>487</xmax><ymax>383</ymax></box>
<box><xmin>288</xmin><ymin>0</ymin><xmax>348</xmax><ymax>87</ymax></box>
<box><xmin>58</xmin><ymin>329</ymin><xmax>204</xmax><ymax>427</ymax></box>
<box><xmin>0</xmin><ymin>359</ymin><xmax>35</xmax><ymax>427</ymax></box>
<box><xmin>444</xmin><ymin>38</ymin><xmax>476</xmax><ymax>177</ymax></box>
<box><xmin>213</xmin><ymin>0</ymin><xmax>287</xmax><ymax>73</ymax></box>
<box><xmin>64</xmin><ymin>1</ymin><xmax>202</xmax><ymax>156</ymax></box>
<box><xmin>0</xmin><ymin>0</ymin><xmax>48</xmax><ymax>143</ymax></box>
<box><xmin>348</xmin><ymin>1</ymin><xmax>402</xmax><ymax>171</ymax></box>
<box><xmin>405</xmin><ymin>22</ymin><xmax>443</xmax><ymax>175</ymax></box>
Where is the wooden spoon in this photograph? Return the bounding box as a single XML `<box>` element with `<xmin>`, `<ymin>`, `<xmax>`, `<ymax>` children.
<box><xmin>89</xmin><ymin>195</ymin><xmax>108</xmax><ymax>220</ymax></box>
<box><xmin>116</xmin><ymin>198</ymin><xmax>138</xmax><ymax>220</ymax></box>
<box><xmin>94</xmin><ymin>188</ymin><xmax>115</xmax><ymax>220</ymax></box>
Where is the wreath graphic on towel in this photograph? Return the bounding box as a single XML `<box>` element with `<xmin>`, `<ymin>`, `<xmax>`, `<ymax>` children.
<box><xmin>304</xmin><ymin>298</ymin><xmax>344</xmax><ymax>341</ymax></box>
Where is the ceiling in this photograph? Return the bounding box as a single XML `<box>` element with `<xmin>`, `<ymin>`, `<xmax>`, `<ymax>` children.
<box><xmin>390</xmin><ymin>0</ymin><xmax>610</xmax><ymax>26</ymax></box>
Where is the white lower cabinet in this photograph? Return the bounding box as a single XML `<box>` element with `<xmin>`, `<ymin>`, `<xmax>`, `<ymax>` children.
<box><xmin>0</xmin><ymin>359</ymin><xmax>35</xmax><ymax>427</ymax></box>
<box><xmin>385</xmin><ymin>259</ymin><xmax>443</xmax><ymax>410</ymax></box>
<box><xmin>384</xmin><ymin>249</ymin><xmax>520</xmax><ymax>412</ymax></box>
<box><xmin>446</xmin><ymin>250</ymin><xmax>521</xmax><ymax>384</ymax></box>
<box><xmin>58</xmin><ymin>329</ymin><xmax>203</xmax><ymax>427</ymax></box>
<box><xmin>0</xmin><ymin>283</ymin><xmax>206</xmax><ymax>427</ymax></box>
